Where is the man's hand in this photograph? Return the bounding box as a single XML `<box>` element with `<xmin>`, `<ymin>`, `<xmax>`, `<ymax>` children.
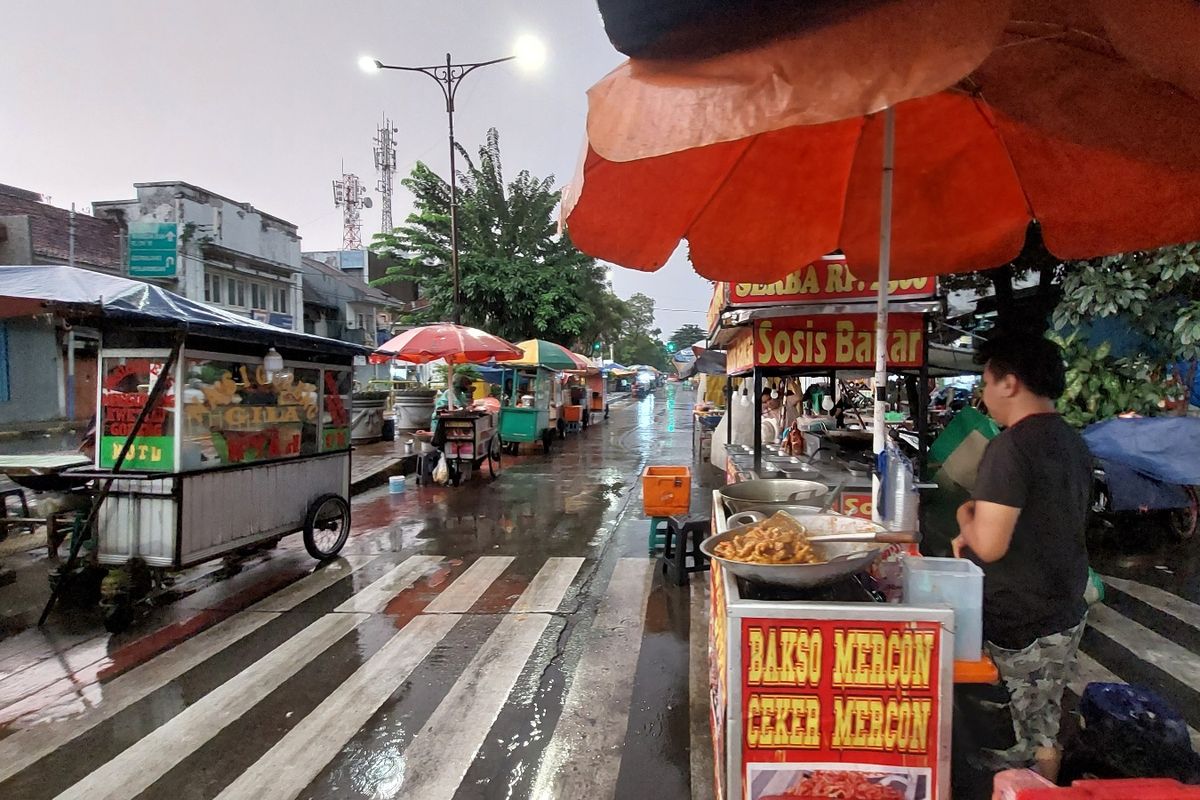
<box><xmin>951</xmin><ymin>535</ymin><xmax>966</xmax><ymax>559</ymax></box>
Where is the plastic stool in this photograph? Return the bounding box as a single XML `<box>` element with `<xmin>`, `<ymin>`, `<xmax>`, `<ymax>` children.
<box><xmin>648</xmin><ymin>517</ymin><xmax>670</xmax><ymax>553</ymax></box>
<box><xmin>661</xmin><ymin>515</ymin><xmax>711</xmax><ymax>585</ymax></box>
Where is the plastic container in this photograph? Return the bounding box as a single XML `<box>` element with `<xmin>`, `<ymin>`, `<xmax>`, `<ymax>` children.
<box><xmin>563</xmin><ymin>405</ymin><xmax>584</xmax><ymax>423</ymax></box>
<box><xmin>992</xmin><ymin>769</ymin><xmax>1054</xmax><ymax>800</ymax></box>
<box><xmin>388</xmin><ymin>475</ymin><xmax>406</xmax><ymax>494</ymax></box>
<box><xmin>903</xmin><ymin>556</ymin><xmax>983</xmax><ymax>661</ymax></box>
<box><xmin>642</xmin><ymin>466</ymin><xmax>692</xmax><ymax>517</ymax></box>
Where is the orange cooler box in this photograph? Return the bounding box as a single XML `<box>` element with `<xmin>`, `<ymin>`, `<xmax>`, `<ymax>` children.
<box><xmin>642</xmin><ymin>466</ymin><xmax>691</xmax><ymax>516</ymax></box>
<box><xmin>563</xmin><ymin>405</ymin><xmax>584</xmax><ymax>423</ymax></box>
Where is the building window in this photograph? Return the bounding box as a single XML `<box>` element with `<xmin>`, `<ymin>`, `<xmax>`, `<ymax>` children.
<box><xmin>227</xmin><ymin>277</ymin><xmax>247</xmax><ymax>307</ymax></box>
<box><xmin>204</xmin><ymin>272</ymin><xmax>222</xmax><ymax>304</ymax></box>
<box><xmin>356</xmin><ymin>313</ymin><xmax>366</xmax><ymax>331</ymax></box>
<box><xmin>252</xmin><ymin>283</ymin><xmax>273</xmax><ymax>311</ymax></box>
<box><xmin>273</xmin><ymin>287</ymin><xmax>289</xmax><ymax>314</ymax></box>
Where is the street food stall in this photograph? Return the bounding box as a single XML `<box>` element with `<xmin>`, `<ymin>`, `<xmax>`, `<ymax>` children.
<box><xmin>497</xmin><ymin>365</ymin><xmax>557</xmax><ymax>454</ymax></box>
<box><xmin>498</xmin><ymin>339</ymin><xmax>585</xmax><ymax>452</ymax></box>
<box><xmin>434</xmin><ymin>409</ymin><xmax>500</xmax><ymax>485</ymax></box>
<box><xmin>0</xmin><ymin>265</ymin><xmax>366</xmax><ymax>631</ymax></box>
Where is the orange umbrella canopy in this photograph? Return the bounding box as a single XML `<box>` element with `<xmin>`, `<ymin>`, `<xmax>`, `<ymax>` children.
<box><xmin>564</xmin><ymin>0</ymin><xmax>1200</xmax><ymax>282</ymax></box>
<box><xmin>372</xmin><ymin>324</ymin><xmax>523</xmax><ymax>365</ymax></box>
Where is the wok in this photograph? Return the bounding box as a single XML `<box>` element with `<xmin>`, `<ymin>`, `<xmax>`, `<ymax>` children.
<box><xmin>820</xmin><ymin>429</ymin><xmax>874</xmax><ymax>452</ymax></box>
<box><xmin>700</xmin><ymin>511</ymin><xmax>916</xmax><ymax>589</ymax></box>
<box><xmin>718</xmin><ymin>479</ymin><xmax>830</xmax><ymax>514</ymax></box>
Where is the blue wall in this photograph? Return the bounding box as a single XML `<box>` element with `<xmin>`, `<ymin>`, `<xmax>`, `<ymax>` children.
<box><xmin>0</xmin><ymin>317</ymin><xmax>61</xmax><ymax>425</ymax></box>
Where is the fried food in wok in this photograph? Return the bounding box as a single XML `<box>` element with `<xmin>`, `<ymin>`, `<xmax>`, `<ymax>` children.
<box><xmin>713</xmin><ymin>512</ymin><xmax>823</xmax><ymax>565</ymax></box>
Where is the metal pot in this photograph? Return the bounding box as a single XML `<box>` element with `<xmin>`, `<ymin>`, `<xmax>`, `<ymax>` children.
<box><xmin>718</xmin><ymin>478</ymin><xmax>830</xmax><ymax>515</ymax></box>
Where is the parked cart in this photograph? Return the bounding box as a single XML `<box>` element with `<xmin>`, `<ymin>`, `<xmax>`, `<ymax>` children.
<box><xmin>0</xmin><ymin>265</ymin><xmax>367</xmax><ymax>631</ymax></box>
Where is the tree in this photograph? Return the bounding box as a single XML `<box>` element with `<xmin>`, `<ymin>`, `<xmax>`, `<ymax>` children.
<box><xmin>371</xmin><ymin>129</ymin><xmax>613</xmax><ymax>346</ymax></box>
<box><xmin>1051</xmin><ymin>241</ymin><xmax>1200</xmax><ymax>426</ymax></box>
<box><xmin>612</xmin><ymin>292</ymin><xmax>670</xmax><ymax>369</ymax></box>
<box><xmin>668</xmin><ymin>324</ymin><xmax>707</xmax><ymax>353</ymax></box>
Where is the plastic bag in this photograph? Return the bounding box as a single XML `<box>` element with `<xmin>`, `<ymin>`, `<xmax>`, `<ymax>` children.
<box><xmin>432</xmin><ymin>453</ymin><xmax>450</xmax><ymax>485</ymax></box>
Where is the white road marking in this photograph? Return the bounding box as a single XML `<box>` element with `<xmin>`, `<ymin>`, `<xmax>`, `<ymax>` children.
<box><xmin>334</xmin><ymin>555</ymin><xmax>443</xmax><ymax>613</ymax></box>
<box><xmin>510</xmin><ymin>557</ymin><xmax>585</xmax><ymax>613</ymax></box>
<box><xmin>213</xmin><ymin>613</ymin><xmax>461</xmax><ymax>800</ymax></box>
<box><xmin>1101</xmin><ymin>575</ymin><xmax>1200</xmax><ymax>630</ymax></box>
<box><xmin>423</xmin><ymin>555</ymin><xmax>514</xmax><ymax>613</ymax></box>
<box><xmin>393</xmin><ymin>613</ymin><xmax>552</xmax><ymax>800</ymax></box>
<box><xmin>1087</xmin><ymin>603</ymin><xmax>1200</xmax><ymax>687</ymax></box>
<box><xmin>54</xmin><ymin>612</ymin><xmax>369</xmax><ymax>800</ymax></box>
<box><xmin>530</xmin><ymin>558</ymin><xmax>654</xmax><ymax>799</ymax></box>
<box><xmin>0</xmin><ymin>556</ymin><xmax>376</xmax><ymax>783</ymax></box>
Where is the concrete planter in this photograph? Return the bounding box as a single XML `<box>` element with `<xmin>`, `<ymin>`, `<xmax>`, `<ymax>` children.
<box><xmin>351</xmin><ymin>396</ymin><xmax>388</xmax><ymax>443</ymax></box>
<box><xmin>393</xmin><ymin>391</ymin><xmax>437</xmax><ymax>432</ymax></box>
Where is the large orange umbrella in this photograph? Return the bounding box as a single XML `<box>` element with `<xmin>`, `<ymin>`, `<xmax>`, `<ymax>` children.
<box><xmin>371</xmin><ymin>324</ymin><xmax>522</xmax><ymax>365</ymax></box>
<box><xmin>565</xmin><ymin>1</ymin><xmax>1200</xmax><ymax>282</ymax></box>
<box><xmin>563</xmin><ymin>0</ymin><xmax>1200</xmax><ymax>521</ymax></box>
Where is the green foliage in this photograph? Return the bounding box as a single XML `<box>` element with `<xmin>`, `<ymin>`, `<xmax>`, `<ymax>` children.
<box><xmin>1051</xmin><ymin>333</ymin><xmax>1184</xmax><ymax>427</ymax></box>
<box><xmin>667</xmin><ymin>324</ymin><xmax>707</xmax><ymax>354</ymax></box>
<box><xmin>610</xmin><ymin>292</ymin><xmax>669</xmax><ymax>369</ymax></box>
<box><xmin>431</xmin><ymin>363</ymin><xmax>483</xmax><ymax>385</ymax></box>
<box><xmin>371</xmin><ymin>128</ymin><xmax>613</xmax><ymax>346</ymax></box>
<box><xmin>1053</xmin><ymin>242</ymin><xmax>1200</xmax><ymax>362</ymax></box>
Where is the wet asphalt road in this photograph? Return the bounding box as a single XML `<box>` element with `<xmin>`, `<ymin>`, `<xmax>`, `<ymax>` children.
<box><xmin>3</xmin><ymin>389</ymin><xmax>1200</xmax><ymax>799</ymax></box>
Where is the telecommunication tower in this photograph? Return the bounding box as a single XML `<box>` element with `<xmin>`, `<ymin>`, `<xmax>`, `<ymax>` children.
<box><xmin>332</xmin><ymin>167</ymin><xmax>371</xmax><ymax>249</ymax></box>
<box><xmin>374</xmin><ymin>117</ymin><xmax>398</xmax><ymax>234</ymax></box>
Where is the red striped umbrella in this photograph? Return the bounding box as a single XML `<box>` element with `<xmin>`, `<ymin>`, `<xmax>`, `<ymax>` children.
<box><xmin>370</xmin><ymin>324</ymin><xmax>523</xmax><ymax>365</ymax></box>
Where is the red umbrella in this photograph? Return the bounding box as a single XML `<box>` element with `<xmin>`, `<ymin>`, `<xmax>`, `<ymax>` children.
<box><xmin>371</xmin><ymin>324</ymin><xmax>523</xmax><ymax>365</ymax></box>
<box><xmin>564</xmin><ymin>1</ymin><xmax>1200</xmax><ymax>282</ymax></box>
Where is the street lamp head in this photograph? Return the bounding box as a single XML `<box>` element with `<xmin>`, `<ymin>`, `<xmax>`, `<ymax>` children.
<box><xmin>513</xmin><ymin>34</ymin><xmax>546</xmax><ymax>72</ymax></box>
<box><xmin>358</xmin><ymin>55</ymin><xmax>382</xmax><ymax>74</ymax></box>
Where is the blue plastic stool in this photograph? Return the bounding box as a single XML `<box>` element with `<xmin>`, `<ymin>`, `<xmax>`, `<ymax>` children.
<box><xmin>648</xmin><ymin>517</ymin><xmax>670</xmax><ymax>553</ymax></box>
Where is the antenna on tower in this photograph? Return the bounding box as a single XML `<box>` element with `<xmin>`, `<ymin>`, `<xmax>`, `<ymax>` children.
<box><xmin>332</xmin><ymin>165</ymin><xmax>370</xmax><ymax>249</ymax></box>
<box><xmin>374</xmin><ymin>116</ymin><xmax>398</xmax><ymax>234</ymax></box>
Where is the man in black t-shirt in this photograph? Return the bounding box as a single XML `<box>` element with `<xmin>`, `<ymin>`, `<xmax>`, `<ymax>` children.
<box><xmin>952</xmin><ymin>332</ymin><xmax>1091</xmax><ymax>782</ymax></box>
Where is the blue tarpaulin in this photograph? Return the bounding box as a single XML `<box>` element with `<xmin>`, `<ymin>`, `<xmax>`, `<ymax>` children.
<box><xmin>1084</xmin><ymin>417</ymin><xmax>1200</xmax><ymax>510</ymax></box>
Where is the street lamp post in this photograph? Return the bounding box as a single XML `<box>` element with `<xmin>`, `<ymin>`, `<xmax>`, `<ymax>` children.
<box><xmin>362</xmin><ymin>41</ymin><xmax>543</xmax><ymax>325</ymax></box>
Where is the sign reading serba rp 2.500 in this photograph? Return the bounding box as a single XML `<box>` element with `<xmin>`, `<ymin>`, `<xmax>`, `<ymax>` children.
<box><xmin>741</xmin><ymin>618</ymin><xmax>943</xmax><ymax>800</ymax></box>
<box><xmin>729</xmin><ymin>257</ymin><xmax>934</xmax><ymax>306</ymax></box>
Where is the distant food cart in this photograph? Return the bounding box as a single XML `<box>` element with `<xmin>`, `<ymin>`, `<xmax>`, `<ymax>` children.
<box><xmin>0</xmin><ymin>265</ymin><xmax>367</xmax><ymax>631</ymax></box>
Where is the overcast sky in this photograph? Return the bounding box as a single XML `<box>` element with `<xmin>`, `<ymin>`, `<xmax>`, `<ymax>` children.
<box><xmin>0</xmin><ymin>0</ymin><xmax>710</xmax><ymax>337</ymax></box>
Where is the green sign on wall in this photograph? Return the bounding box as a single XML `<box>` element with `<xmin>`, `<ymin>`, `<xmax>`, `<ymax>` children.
<box><xmin>128</xmin><ymin>222</ymin><xmax>178</xmax><ymax>278</ymax></box>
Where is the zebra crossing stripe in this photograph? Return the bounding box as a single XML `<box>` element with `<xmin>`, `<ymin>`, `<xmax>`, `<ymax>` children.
<box><xmin>391</xmin><ymin>613</ymin><xmax>553</xmax><ymax>799</ymax></box>
<box><xmin>1101</xmin><ymin>575</ymin><xmax>1200</xmax><ymax>630</ymax></box>
<box><xmin>53</xmin><ymin>612</ymin><xmax>369</xmax><ymax>800</ymax></box>
<box><xmin>1088</xmin><ymin>603</ymin><xmax>1200</xmax><ymax>687</ymax></box>
<box><xmin>213</xmin><ymin>613</ymin><xmax>462</xmax><ymax>800</ymax></box>
<box><xmin>529</xmin><ymin>558</ymin><xmax>654</xmax><ymax>799</ymax></box>
<box><xmin>510</xmin><ymin>557</ymin><xmax>585</xmax><ymax>613</ymax></box>
<box><xmin>334</xmin><ymin>555</ymin><xmax>443</xmax><ymax>613</ymax></box>
<box><xmin>0</xmin><ymin>556</ymin><xmax>376</xmax><ymax>785</ymax></box>
<box><xmin>424</xmin><ymin>556</ymin><xmax>515</xmax><ymax>613</ymax></box>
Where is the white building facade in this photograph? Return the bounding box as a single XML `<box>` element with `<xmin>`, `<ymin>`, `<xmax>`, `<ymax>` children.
<box><xmin>94</xmin><ymin>182</ymin><xmax>304</xmax><ymax>332</ymax></box>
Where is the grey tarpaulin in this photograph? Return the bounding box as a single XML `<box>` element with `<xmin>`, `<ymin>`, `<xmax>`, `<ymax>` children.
<box><xmin>0</xmin><ymin>264</ymin><xmax>365</xmax><ymax>357</ymax></box>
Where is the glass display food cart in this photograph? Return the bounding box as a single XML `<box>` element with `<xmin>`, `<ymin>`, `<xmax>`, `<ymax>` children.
<box><xmin>0</xmin><ymin>265</ymin><xmax>367</xmax><ymax>631</ymax></box>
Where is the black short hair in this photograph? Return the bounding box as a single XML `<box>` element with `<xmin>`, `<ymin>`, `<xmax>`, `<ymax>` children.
<box><xmin>975</xmin><ymin>331</ymin><xmax>1067</xmax><ymax>399</ymax></box>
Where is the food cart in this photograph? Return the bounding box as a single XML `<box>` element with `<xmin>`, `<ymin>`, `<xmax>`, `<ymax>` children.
<box><xmin>586</xmin><ymin>368</ymin><xmax>608</xmax><ymax>423</ymax></box>
<box><xmin>0</xmin><ymin>266</ymin><xmax>365</xmax><ymax>631</ymax></box>
<box><xmin>498</xmin><ymin>366</ymin><xmax>558</xmax><ymax>454</ymax></box>
<box><xmin>434</xmin><ymin>409</ymin><xmax>500</xmax><ymax>484</ymax></box>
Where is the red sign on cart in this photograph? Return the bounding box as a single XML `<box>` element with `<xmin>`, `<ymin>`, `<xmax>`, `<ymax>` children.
<box><xmin>741</xmin><ymin>617</ymin><xmax>944</xmax><ymax>800</ymax></box>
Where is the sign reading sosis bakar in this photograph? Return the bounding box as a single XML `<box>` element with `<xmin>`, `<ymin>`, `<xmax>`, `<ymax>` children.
<box><xmin>749</xmin><ymin>313</ymin><xmax>925</xmax><ymax>371</ymax></box>
<box><xmin>741</xmin><ymin>618</ymin><xmax>944</xmax><ymax>800</ymax></box>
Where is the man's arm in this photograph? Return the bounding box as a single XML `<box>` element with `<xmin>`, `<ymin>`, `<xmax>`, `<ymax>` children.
<box><xmin>953</xmin><ymin>500</ymin><xmax>1021</xmax><ymax>562</ymax></box>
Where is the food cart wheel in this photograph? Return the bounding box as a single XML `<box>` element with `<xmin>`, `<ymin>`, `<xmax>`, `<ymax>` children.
<box><xmin>541</xmin><ymin>429</ymin><xmax>554</xmax><ymax>454</ymax></box>
<box><xmin>487</xmin><ymin>436</ymin><xmax>501</xmax><ymax>478</ymax></box>
<box><xmin>1167</xmin><ymin>486</ymin><xmax>1199</xmax><ymax>540</ymax></box>
<box><xmin>303</xmin><ymin>494</ymin><xmax>351</xmax><ymax>560</ymax></box>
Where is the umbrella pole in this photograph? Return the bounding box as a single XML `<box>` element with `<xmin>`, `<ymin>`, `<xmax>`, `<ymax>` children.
<box><xmin>872</xmin><ymin>106</ymin><xmax>896</xmax><ymax>524</ymax></box>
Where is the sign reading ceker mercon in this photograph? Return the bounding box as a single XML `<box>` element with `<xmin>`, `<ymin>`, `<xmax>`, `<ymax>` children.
<box><xmin>128</xmin><ymin>222</ymin><xmax>178</xmax><ymax>278</ymax></box>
